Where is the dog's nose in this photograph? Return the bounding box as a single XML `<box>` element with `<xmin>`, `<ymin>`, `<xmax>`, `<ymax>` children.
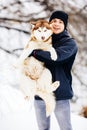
<box><xmin>41</xmin><ymin>36</ymin><xmax>45</xmax><ymax>40</ymax></box>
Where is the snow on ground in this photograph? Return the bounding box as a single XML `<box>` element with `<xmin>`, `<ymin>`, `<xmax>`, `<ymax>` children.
<box><xmin>0</xmin><ymin>84</ymin><xmax>87</xmax><ymax>130</ymax></box>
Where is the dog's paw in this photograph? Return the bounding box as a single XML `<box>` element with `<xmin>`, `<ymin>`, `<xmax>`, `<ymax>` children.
<box><xmin>51</xmin><ymin>53</ymin><xmax>57</xmax><ymax>61</ymax></box>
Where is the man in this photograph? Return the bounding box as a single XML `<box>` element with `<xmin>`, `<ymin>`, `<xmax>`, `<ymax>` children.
<box><xmin>31</xmin><ymin>10</ymin><xmax>78</xmax><ymax>130</ymax></box>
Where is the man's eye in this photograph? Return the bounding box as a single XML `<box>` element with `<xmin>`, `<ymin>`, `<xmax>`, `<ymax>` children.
<box><xmin>53</xmin><ymin>19</ymin><xmax>57</xmax><ymax>23</ymax></box>
<box><xmin>59</xmin><ymin>21</ymin><xmax>63</xmax><ymax>23</ymax></box>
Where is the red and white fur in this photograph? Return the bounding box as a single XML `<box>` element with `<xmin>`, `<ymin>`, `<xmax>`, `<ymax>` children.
<box><xmin>16</xmin><ymin>20</ymin><xmax>60</xmax><ymax>117</ymax></box>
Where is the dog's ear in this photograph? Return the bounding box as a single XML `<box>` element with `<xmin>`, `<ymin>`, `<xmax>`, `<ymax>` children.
<box><xmin>49</xmin><ymin>22</ymin><xmax>52</xmax><ymax>29</ymax></box>
<box><xmin>49</xmin><ymin>20</ymin><xmax>53</xmax><ymax>26</ymax></box>
<box><xmin>30</xmin><ymin>21</ymin><xmax>36</xmax><ymax>29</ymax></box>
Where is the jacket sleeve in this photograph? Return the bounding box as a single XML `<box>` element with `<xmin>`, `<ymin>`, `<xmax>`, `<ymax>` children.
<box><xmin>33</xmin><ymin>39</ymin><xmax>78</xmax><ymax>65</ymax></box>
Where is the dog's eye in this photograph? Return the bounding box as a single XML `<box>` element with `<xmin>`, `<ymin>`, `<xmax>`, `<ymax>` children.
<box><xmin>44</xmin><ymin>30</ymin><xmax>47</xmax><ymax>32</ymax></box>
<box><xmin>38</xmin><ymin>30</ymin><xmax>41</xmax><ymax>32</ymax></box>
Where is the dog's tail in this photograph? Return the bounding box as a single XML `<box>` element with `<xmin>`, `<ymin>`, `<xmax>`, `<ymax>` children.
<box><xmin>36</xmin><ymin>89</ymin><xmax>56</xmax><ymax>117</ymax></box>
<box><xmin>44</xmin><ymin>93</ymin><xmax>56</xmax><ymax>117</ymax></box>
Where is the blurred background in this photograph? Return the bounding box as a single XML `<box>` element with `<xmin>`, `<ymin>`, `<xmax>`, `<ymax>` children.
<box><xmin>0</xmin><ymin>0</ymin><xmax>87</xmax><ymax>115</ymax></box>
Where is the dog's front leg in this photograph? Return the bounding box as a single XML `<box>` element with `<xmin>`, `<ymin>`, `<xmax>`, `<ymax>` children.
<box><xmin>15</xmin><ymin>47</ymin><xmax>34</xmax><ymax>68</ymax></box>
<box><xmin>19</xmin><ymin>48</ymin><xmax>33</xmax><ymax>63</ymax></box>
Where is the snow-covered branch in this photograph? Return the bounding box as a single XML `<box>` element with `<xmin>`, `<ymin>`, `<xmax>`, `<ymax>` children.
<box><xmin>0</xmin><ymin>46</ymin><xmax>20</xmax><ymax>57</ymax></box>
<box><xmin>0</xmin><ymin>25</ymin><xmax>29</xmax><ymax>34</ymax></box>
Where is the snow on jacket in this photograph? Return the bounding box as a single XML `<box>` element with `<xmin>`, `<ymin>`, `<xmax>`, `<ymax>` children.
<box><xmin>33</xmin><ymin>30</ymin><xmax>78</xmax><ymax>100</ymax></box>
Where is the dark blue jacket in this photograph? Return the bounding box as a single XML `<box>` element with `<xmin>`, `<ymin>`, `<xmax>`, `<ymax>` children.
<box><xmin>34</xmin><ymin>30</ymin><xmax>78</xmax><ymax>100</ymax></box>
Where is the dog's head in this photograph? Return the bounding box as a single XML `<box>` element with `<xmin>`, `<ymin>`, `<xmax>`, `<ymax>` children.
<box><xmin>30</xmin><ymin>20</ymin><xmax>53</xmax><ymax>42</ymax></box>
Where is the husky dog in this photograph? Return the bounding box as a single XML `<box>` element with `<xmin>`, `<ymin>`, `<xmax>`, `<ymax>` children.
<box><xmin>16</xmin><ymin>20</ymin><xmax>60</xmax><ymax>117</ymax></box>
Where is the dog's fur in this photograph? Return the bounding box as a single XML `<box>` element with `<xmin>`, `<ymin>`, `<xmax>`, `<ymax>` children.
<box><xmin>16</xmin><ymin>20</ymin><xmax>60</xmax><ymax>117</ymax></box>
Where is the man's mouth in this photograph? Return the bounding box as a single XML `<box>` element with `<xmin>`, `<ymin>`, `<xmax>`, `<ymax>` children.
<box><xmin>53</xmin><ymin>27</ymin><xmax>60</xmax><ymax>30</ymax></box>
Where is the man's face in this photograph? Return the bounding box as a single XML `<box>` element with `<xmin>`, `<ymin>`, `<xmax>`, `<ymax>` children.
<box><xmin>50</xmin><ymin>18</ymin><xmax>65</xmax><ymax>34</ymax></box>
